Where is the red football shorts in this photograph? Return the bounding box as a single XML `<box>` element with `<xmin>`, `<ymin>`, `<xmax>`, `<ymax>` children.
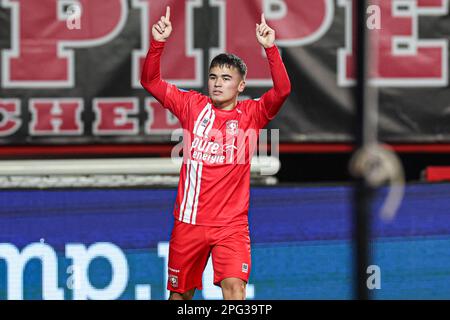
<box><xmin>167</xmin><ymin>220</ymin><xmax>251</xmax><ymax>293</ymax></box>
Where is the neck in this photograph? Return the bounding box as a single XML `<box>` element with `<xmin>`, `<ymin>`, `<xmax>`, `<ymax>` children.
<box><xmin>212</xmin><ymin>98</ymin><xmax>237</xmax><ymax>111</ymax></box>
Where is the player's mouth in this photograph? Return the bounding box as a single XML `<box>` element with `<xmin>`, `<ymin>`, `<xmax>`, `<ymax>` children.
<box><xmin>213</xmin><ymin>90</ymin><xmax>223</xmax><ymax>95</ymax></box>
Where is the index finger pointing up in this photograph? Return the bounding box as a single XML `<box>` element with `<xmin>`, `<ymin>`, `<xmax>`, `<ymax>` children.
<box><xmin>165</xmin><ymin>6</ymin><xmax>171</xmax><ymax>21</ymax></box>
<box><xmin>261</xmin><ymin>13</ymin><xmax>266</xmax><ymax>24</ymax></box>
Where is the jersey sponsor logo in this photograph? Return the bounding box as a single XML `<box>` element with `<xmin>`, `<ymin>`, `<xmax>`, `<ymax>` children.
<box><xmin>191</xmin><ymin>136</ymin><xmax>225</xmax><ymax>165</ymax></box>
<box><xmin>190</xmin><ymin>105</ymin><xmax>243</xmax><ymax>165</ymax></box>
<box><xmin>190</xmin><ymin>104</ymin><xmax>225</xmax><ymax>165</ymax></box>
<box><xmin>190</xmin><ymin>136</ymin><xmax>242</xmax><ymax>165</ymax></box>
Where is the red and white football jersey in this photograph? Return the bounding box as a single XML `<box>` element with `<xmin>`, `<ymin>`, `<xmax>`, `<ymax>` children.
<box><xmin>142</xmin><ymin>40</ymin><xmax>290</xmax><ymax>226</ymax></box>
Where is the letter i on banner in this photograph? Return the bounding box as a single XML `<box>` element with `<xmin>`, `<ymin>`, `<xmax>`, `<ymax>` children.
<box><xmin>131</xmin><ymin>0</ymin><xmax>202</xmax><ymax>88</ymax></box>
<box><xmin>212</xmin><ymin>0</ymin><xmax>333</xmax><ymax>86</ymax></box>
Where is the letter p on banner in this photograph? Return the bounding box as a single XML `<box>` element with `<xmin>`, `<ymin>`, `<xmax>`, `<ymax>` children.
<box><xmin>1</xmin><ymin>0</ymin><xmax>128</xmax><ymax>88</ymax></box>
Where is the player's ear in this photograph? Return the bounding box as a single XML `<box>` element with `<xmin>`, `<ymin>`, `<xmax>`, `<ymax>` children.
<box><xmin>238</xmin><ymin>79</ymin><xmax>246</xmax><ymax>93</ymax></box>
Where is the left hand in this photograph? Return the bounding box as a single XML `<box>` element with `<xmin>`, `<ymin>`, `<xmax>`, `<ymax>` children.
<box><xmin>256</xmin><ymin>13</ymin><xmax>275</xmax><ymax>48</ymax></box>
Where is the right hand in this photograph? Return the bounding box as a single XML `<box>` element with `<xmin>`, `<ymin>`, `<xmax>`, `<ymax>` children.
<box><xmin>152</xmin><ymin>6</ymin><xmax>172</xmax><ymax>42</ymax></box>
<box><xmin>256</xmin><ymin>14</ymin><xmax>275</xmax><ymax>48</ymax></box>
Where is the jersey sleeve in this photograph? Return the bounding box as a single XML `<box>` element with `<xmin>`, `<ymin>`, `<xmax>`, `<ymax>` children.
<box><xmin>253</xmin><ymin>45</ymin><xmax>291</xmax><ymax>129</ymax></box>
<box><xmin>140</xmin><ymin>40</ymin><xmax>193</xmax><ymax>121</ymax></box>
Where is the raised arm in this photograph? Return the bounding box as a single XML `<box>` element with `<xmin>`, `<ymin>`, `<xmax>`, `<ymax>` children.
<box><xmin>255</xmin><ymin>14</ymin><xmax>291</xmax><ymax>126</ymax></box>
<box><xmin>141</xmin><ymin>7</ymin><xmax>190</xmax><ymax>120</ymax></box>
<box><xmin>141</xmin><ymin>6</ymin><xmax>172</xmax><ymax>100</ymax></box>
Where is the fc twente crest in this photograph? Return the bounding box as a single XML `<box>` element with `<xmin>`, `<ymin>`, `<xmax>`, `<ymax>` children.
<box><xmin>226</xmin><ymin>120</ymin><xmax>238</xmax><ymax>136</ymax></box>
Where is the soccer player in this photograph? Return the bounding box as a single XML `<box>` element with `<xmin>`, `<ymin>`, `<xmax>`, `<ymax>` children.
<box><xmin>141</xmin><ymin>6</ymin><xmax>291</xmax><ymax>300</ymax></box>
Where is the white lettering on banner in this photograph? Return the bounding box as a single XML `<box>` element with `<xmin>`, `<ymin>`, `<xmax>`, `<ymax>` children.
<box><xmin>145</xmin><ymin>98</ymin><xmax>181</xmax><ymax>134</ymax></box>
<box><xmin>0</xmin><ymin>241</ymin><xmax>256</xmax><ymax>300</ymax></box>
<box><xmin>29</xmin><ymin>98</ymin><xmax>84</xmax><ymax>136</ymax></box>
<box><xmin>0</xmin><ymin>242</ymin><xmax>137</xmax><ymax>300</ymax></box>
<box><xmin>0</xmin><ymin>243</ymin><xmax>64</xmax><ymax>300</ymax></box>
<box><xmin>93</xmin><ymin>98</ymin><xmax>139</xmax><ymax>136</ymax></box>
<box><xmin>0</xmin><ymin>0</ymin><xmax>446</xmax><ymax>89</ymax></box>
<box><xmin>157</xmin><ymin>242</ymin><xmax>171</xmax><ymax>300</ymax></box>
<box><xmin>0</xmin><ymin>98</ymin><xmax>182</xmax><ymax>137</ymax></box>
<box><xmin>66</xmin><ymin>243</ymin><xmax>129</xmax><ymax>300</ymax></box>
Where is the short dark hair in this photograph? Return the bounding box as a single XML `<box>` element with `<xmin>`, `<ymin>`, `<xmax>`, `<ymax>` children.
<box><xmin>209</xmin><ymin>53</ymin><xmax>247</xmax><ymax>79</ymax></box>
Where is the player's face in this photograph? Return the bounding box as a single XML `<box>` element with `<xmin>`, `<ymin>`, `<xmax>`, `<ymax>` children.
<box><xmin>208</xmin><ymin>66</ymin><xmax>245</xmax><ymax>108</ymax></box>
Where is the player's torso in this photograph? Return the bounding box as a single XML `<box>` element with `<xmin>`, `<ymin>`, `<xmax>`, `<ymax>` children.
<box><xmin>175</xmin><ymin>94</ymin><xmax>257</xmax><ymax>226</ymax></box>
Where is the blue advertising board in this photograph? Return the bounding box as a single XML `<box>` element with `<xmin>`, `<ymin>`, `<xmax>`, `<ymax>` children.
<box><xmin>1</xmin><ymin>184</ymin><xmax>450</xmax><ymax>299</ymax></box>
